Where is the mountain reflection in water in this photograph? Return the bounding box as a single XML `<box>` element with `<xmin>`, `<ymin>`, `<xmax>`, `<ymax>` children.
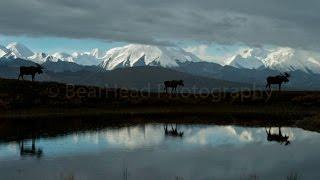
<box><xmin>0</xmin><ymin>124</ymin><xmax>320</xmax><ymax>180</ymax></box>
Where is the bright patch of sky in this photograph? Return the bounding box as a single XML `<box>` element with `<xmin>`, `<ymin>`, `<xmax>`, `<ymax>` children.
<box><xmin>0</xmin><ymin>35</ymin><xmax>126</xmax><ymax>54</ymax></box>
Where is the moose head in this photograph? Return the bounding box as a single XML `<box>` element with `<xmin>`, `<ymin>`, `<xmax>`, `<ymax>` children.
<box><xmin>35</xmin><ymin>63</ymin><xmax>44</xmax><ymax>74</ymax></box>
<box><xmin>178</xmin><ymin>80</ymin><xmax>184</xmax><ymax>86</ymax></box>
<box><xmin>280</xmin><ymin>72</ymin><xmax>290</xmax><ymax>83</ymax></box>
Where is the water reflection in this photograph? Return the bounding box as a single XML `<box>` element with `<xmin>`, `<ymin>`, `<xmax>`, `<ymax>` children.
<box><xmin>19</xmin><ymin>138</ymin><xmax>43</xmax><ymax>158</ymax></box>
<box><xmin>0</xmin><ymin>124</ymin><xmax>315</xmax><ymax>159</ymax></box>
<box><xmin>164</xmin><ymin>124</ymin><xmax>184</xmax><ymax>137</ymax></box>
<box><xmin>0</xmin><ymin>124</ymin><xmax>320</xmax><ymax>179</ymax></box>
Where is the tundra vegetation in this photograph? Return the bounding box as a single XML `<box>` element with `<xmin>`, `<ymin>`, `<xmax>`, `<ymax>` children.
<box><xmin>0</xmin><ymin>78</ymin><xmax>319</xmax><ymax>134</ymax></box>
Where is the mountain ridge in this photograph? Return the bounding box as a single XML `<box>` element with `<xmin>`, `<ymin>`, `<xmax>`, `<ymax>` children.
<box><xmin>99</xmin><ymin>44</ymin><xmax>201</xmax><ymax>70</ymax></box>
<box><xmin>1</xmin><ymin>42</ymin><xmax>320</xmax><ymax>74</ymax></box>
<box><xmin>1</xmin><ymin>42</ymin><xmax>320</xmax><ymax>90</ymax></box>
<box><xmin>227</xmin><ymin>47</ymin><xmax>320</xmax><ymax>73</ymax></box>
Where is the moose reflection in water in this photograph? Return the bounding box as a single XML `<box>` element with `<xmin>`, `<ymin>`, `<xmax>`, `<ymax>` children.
<box><xmin>163</xmin><ymin>124</ymin><xmax>184</xmax><ymax>137</ymax></box>
<box><xmin>18</xmin><ymin>138</ymin><xmax>43</xmax><ymax>158</ymax></box>
<box><xmin>265</xmin><ymin>127</ymin><xmax>291</xmax><ymax>146</ymax></box>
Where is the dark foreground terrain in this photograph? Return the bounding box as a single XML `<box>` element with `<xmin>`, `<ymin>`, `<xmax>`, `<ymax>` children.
<box><xmin>0</xmin><ymin>77</ymin><xmax>320</xmax><ymax>141</ymax></box>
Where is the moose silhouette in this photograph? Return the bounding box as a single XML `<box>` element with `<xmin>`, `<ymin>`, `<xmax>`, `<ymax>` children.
<box><xmin>163</xmin><ymin>124</ymin><xmax>184</xmax><ymax>137</ymax></box>
<box><xmin>266</xmin><ymin>73</ymin><xmax>290</xmax><ymax>91</ymax></box>
<box><xmin>18</xmin><ymin>63</ymin><xmax>44</xmax><ymax>82</ymax></box>
<box><xmin>164</xmin><ymin>80</ymin><xmax>184</xmax><ymax>93</ymax></box>
<box><xmin>265</xmin><ymin>127</ymin><xmax>290</xmax><ymax>146</ymax></box>
<box><xmin>19</xmin><ymin>138</ymin><xmax>43</xmax><ymax>158</ymax></box>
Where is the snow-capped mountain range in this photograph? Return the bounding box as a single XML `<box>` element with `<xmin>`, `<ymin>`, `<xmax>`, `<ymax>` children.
<box><xmin>0</xmin><ymin>42</ymin><xmax>105</xmax><ymax>66</ymax></box>
<box><xmin>228</xmin><ymin>47</ymin><xmax>320</xmax><ymax>73</ymax></box>
<box><xmin>0</xmin><ymin>42</ymin><xmax>201</xmax><ymax>69</ymax></box>
<box><xmin>1</xmin><ymin>42</ymin><xmax>320</xmax><ymax>74</ymax></box>
<box><xmin>99</xmin><ymin>44</ymin><xmax>201</xmax><ymax>70</ymax></box>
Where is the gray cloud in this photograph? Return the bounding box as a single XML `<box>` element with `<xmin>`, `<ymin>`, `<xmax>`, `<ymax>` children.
<box><xmin>1</xmin><ymin>0</ymin><xmax>320</xmax><ymax>49</ymax></box>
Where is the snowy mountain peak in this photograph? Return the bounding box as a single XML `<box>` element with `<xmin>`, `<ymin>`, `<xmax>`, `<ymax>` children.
<box><xmin>228</xmin><ymin>47</ymin><xmax>320</xmax><ymax>73</ymax></box>
<box><xmin>6</xmin><ymin>42</ymin><xmax>34</xmax><ymax>58</ymax></box>
<box><xmin>0</xmin><ymin>45</ymin><xmax>9</xmax><ymax>58</ymax></box>
<box><xmin>228</xmin><ymin>48</ymin><xmax>268</xmax><ymax>69</ymax></box>
<box><xmin>2</xmin><ymin>41</ymin><xmax>320</xmax><ymax>74</ymax></box>
<box><xmin>90</xmin><ymin>48</ymin><xmax>105</xmax><ymax>58</ymax></box>
<box><xmin>52</xmin><ymin>52</ymin><xmax>74</xmax><ymax>62</ymax></box>
<box><xmin>263</xmin><ymin>47</ymin><xmax>295</xmax><ymax>67</ymax></box>
<box><xmin>27</xmin><ymin>52</ymin><xmax>49</xmax><ymax>64</ymax></box>
<box><xmin>100</xmin><ymin>44</ymin><xmax>201</xmax><ymax>70</ymax></box>
<box><xmin>263</xmin><ymin>47</ymin><xmax>320</xmax><ymax>73</ymax></box>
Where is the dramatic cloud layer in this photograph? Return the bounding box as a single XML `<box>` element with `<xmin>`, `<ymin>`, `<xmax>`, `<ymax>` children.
<box><xmin>1</xmin><ymin>0</ymin><xmax>320</xmax><ymax>49</ymax></box>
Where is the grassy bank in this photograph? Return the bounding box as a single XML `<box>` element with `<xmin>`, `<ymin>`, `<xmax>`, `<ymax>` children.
<box><xmin>0</xmin><ymin>104</ymin><xmax>316</xmax><ymax>121</ymax></box>
<box><xmin>0</xmin><ymin>106</ymin><xmax>318</xmax><ymax>142</ymax></box>
<box><xmin>0</xmin><ymin>77</ymin><xmax>320</xmax><ymax>138</ymax></box>
<box><xmin>296</xmin><ymin>113</ymin><xmax>320</xmax><ymax>132</ymax></box>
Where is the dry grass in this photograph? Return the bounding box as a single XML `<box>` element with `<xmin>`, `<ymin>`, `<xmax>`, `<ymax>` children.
<box><xmin>296</xmin><ymin>113</ymin><xmax>320</xmax><ymax>132</ymax></box>
<box><xmin>0</xmin><ymin>77</ymin><xmax>320</xmax><ymax>132</ymax></box>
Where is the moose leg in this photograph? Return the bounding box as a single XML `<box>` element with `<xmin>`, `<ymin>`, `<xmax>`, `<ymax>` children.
<box><xmin>170</xmin><ymin>124</ymin><xmax>174</xmax><ymax>130</ymax></box>
<box><xmin>164</xmin><ymin>125</ymin><xmax>168</xmax><ymax>134</ymax></box>
<box><xmin>32</xmin><ymin>74</ymin><xmax>35</xmax><ymax>82</ymax></box>
<box><xmin>266</xmin><ymin>83</ymin><xmax>271</xmax><ymax>91</ymax></box>
<box><xmin>278</xmin><ymin>83</ymin><xmax>281</xmax><ymax>91</ymax></box>
<box><xmin>19</xmin><ymin>141</ymin><xmax>24</xmax><ymax>153</ymax></box>
<box><xmin>278</xmin><ymin>127</ymin><xmax>282</xmax><ymax>136</ymax></box>
<box><xmin>32</xmin><ymin>139</ymin><xmax>36</xmax><ymax>151</ymax></box>
<box><xmin>266</xmin><ymin>127</ymin><xmax>271</xmax><ymax>135</ymax></box>
<box><xmin>18</xmin><ymin>74</ymin><xmax>24</xmax><ymax>80</ymax></box>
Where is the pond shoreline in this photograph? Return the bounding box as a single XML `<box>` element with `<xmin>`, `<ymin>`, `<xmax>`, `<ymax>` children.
<box><xmin>1</xmin><ymin>78</ymin><xmax>320</xmax><ymax>140</ymax></box>
<box><xmin>0</xmin><ymin>105</ymin><xmax>319</xmax><ymax>142</ymax></box>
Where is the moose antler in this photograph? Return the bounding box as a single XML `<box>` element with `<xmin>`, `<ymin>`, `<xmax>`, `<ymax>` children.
<box><xmin>284</xmin><ymin>72</ymin><xmax>290</xmax><ymax>77</ymax></box>
<box><xmin>35</xmin><ymin>63</ymin><xmax>44</xmax><ymax>69</ymax></box>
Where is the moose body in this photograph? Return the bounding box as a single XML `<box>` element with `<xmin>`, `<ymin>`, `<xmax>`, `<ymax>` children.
<box><xmin>164</xmin><ymin>80</ymin><xmax>184</xmax><ymax>93</ymax></box>
<box><xmin>266</xmin><ymin>73</ymin><xmax>290</xmax><ymax>91</ymax></box>
<box><xmin>18</xmin><ymin>64</ymin><xmax>43</xmax><ymax>81</ymax></box>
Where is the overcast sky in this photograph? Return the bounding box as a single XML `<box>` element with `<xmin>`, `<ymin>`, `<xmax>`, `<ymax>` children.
<box><xmin>0</xmin><ymin>0</ymin><xmax>319</xmax><ymax>58</ymax></box>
